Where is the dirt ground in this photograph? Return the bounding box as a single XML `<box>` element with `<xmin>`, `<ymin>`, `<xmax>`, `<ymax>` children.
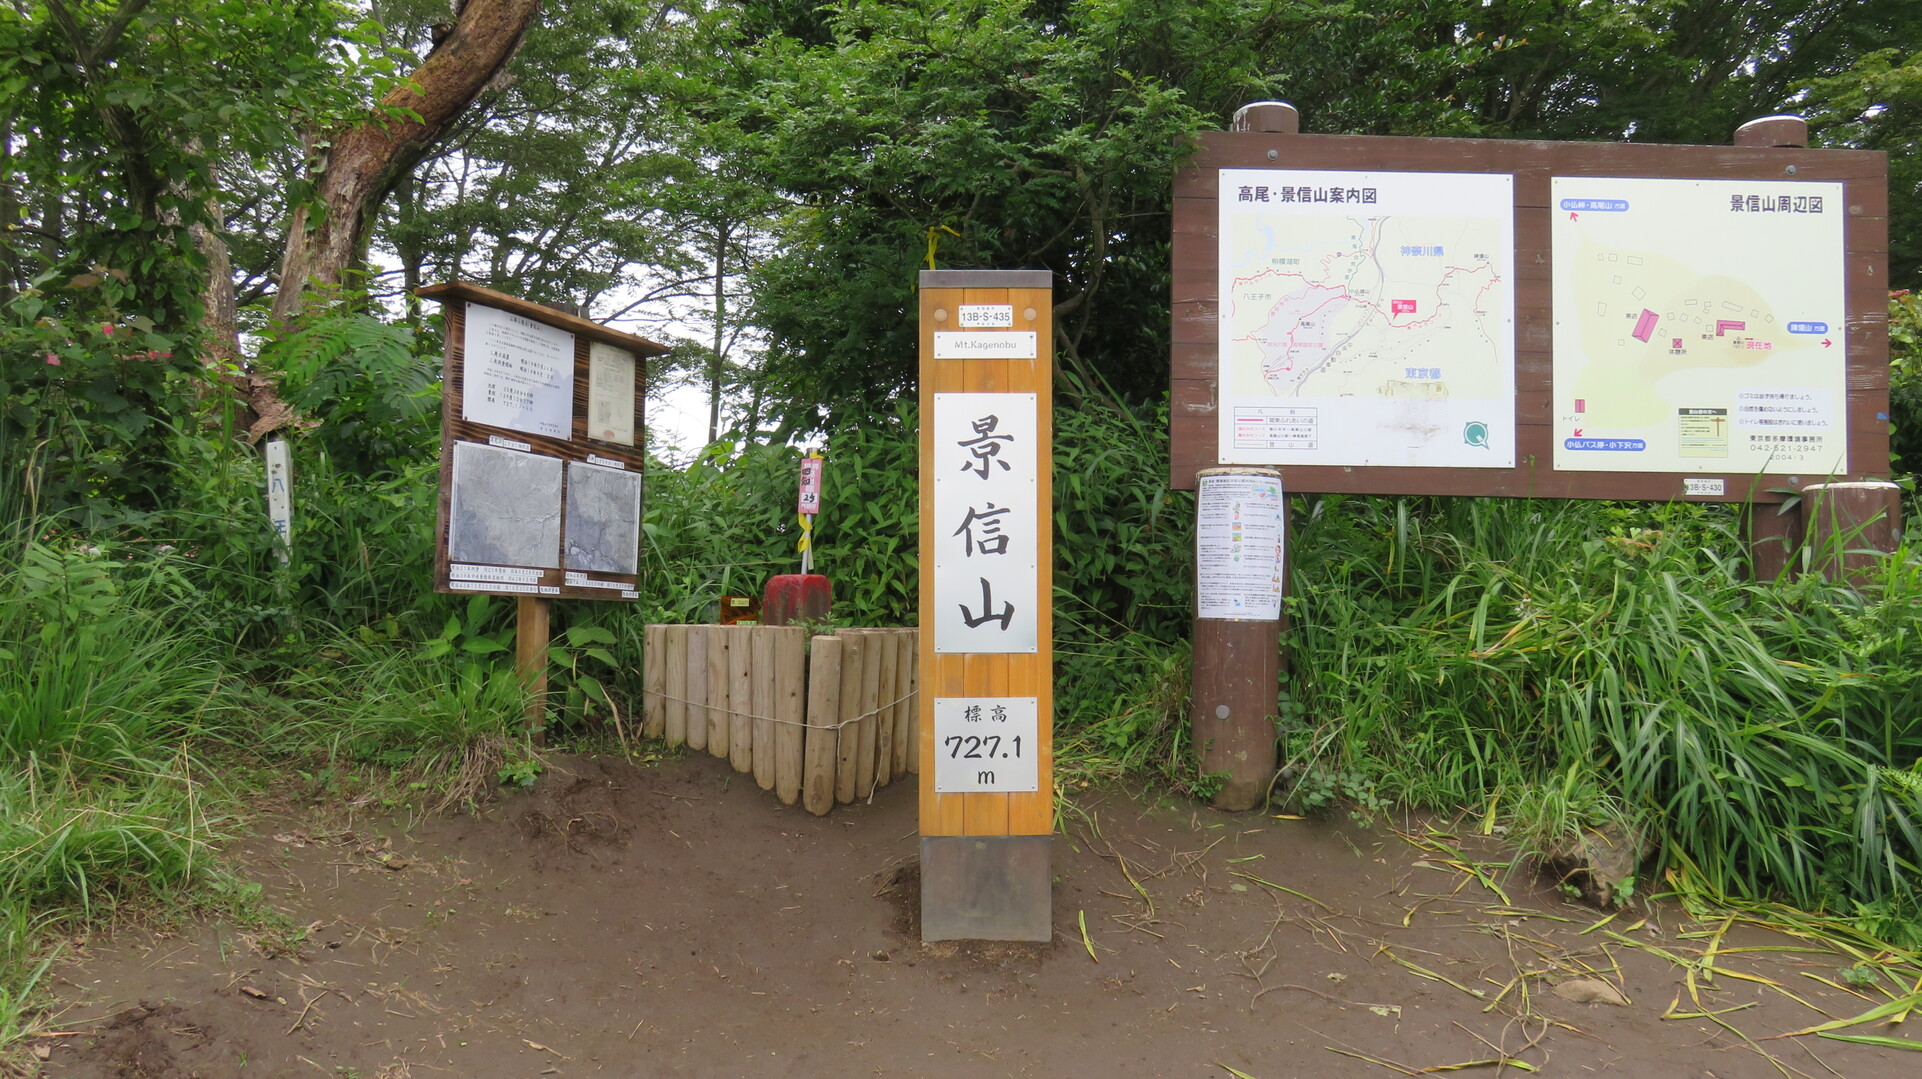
<box><xmin>30</xmin><ymin>751</ymin><xmax>1917</xmax><ymax>1079</ymax></box>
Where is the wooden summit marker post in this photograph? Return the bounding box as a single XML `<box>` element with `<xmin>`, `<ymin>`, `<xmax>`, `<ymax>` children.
<box><xmin>918</xmin><ymin>269</ymin><xmax>1054</xmax><ymax>943</ymax></box>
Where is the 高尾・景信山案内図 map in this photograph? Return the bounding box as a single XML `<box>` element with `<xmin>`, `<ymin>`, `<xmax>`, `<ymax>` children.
<box><xmin>1217</xmin><ymin>169</ymin><xmax>1516</xmax><ymax>468</ymax></box>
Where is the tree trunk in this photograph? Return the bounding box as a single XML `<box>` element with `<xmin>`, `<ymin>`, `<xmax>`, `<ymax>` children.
<box><xmin>269</xmin><ymin>0</ymin><xmax>542</xmax><ymax>326</ymax></box>
<box><xmin>190</xmin><ymin>153</ymin><xmax>240</xmax><ymax>368</ymax></box>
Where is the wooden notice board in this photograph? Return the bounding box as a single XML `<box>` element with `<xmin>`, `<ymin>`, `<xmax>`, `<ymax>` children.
<box><xmin>1171</xmin><ymin>130</ymin><xmax>1890</xmax><ymax>501</ymax></box>
<box><xmin>420</xmin><ymin>281</ymin><xmax>670</xmax><ymax>602</ymax></box>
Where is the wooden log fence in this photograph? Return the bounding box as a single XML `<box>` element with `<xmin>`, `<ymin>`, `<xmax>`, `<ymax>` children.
<box><xmin>640</xmin><ymin>625</ymin><xmax>918</xmax><ymax>815</ymax></box>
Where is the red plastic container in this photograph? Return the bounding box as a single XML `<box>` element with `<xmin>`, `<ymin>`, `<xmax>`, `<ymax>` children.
<box><xmin>761</xmin><ymin>574</ymin><xmax>832</xmax><ymax>626</ymax></box>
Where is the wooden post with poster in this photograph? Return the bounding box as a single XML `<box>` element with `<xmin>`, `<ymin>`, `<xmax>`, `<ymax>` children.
<box><xmin>418</xmin><ymin>282</ymin><xmax>670</xmax><ymax>733</ymax></box>
<box><xmin>1192</xmin><ymin>467</ymin><xmax>1286</xmax><ymax>810</ymax></box>
<box><xmin>918</xmin><ymin>269</ymin><xmax>1054</xmax><ymax>942</ymax></box>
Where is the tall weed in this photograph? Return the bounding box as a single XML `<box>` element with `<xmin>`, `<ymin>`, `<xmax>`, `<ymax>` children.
<box><xmin>0</xmin><ymin>542</ymin><xmax>230</xmax><ymax>763</ymax></box>
<box><xmin>1287</xmin><ymin>495</ymin><xmax>1922</xmax><ymax>916</ymax></box>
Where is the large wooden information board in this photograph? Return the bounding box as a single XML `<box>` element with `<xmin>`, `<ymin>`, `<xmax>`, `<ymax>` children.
<box><xmin>1171</xmin><ymin>123</ymin><xmax>1890</xmax><ymax>501</ymax></box>
<box><xmin>420</xmin><ymin>282</ymin><xmax>669</xmax><ymax>601</ymax></box>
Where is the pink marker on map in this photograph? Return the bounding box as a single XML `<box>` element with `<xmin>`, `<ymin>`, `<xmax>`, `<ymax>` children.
<box><xmin>1632</xmin><ymin>309</ymin><xmax>1659</xmax><ymax>343</ymax></box>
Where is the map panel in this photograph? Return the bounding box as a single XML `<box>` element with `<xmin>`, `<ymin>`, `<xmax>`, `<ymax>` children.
<box><xmin>448</xmin><ymin>441</ymin><xmax>562</xmax><ymax>568</ymax></box>
<box><xmin>563</xmin><ymin>461</ymin><xmax>642</xmax><ymax>575</ymax></box>
<box><xmin>1551</xmin><ymin>177</ymin><xmax>1847</xmax><ymax>474</ymax></box>
<box><xmin>1218</xmin><ymin>169</ymin><xmax>1516</xmax><ymax>468</ymax></box>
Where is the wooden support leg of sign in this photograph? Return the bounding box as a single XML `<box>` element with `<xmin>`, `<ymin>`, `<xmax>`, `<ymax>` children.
<box><xmin>918</xmin><ymin>269</ymin><xmax>1055</xmax><ymax>943</ymax></box>
<box><xmin>1743</xmin><ymin>501</ymin><xmax>1804</xmax><ymax>582</ymax></box>
<box><xmin>1192</xmin><ymin>619</ymin><xmax>1282</xmax><ymax>810</ymax></box>
<box><xmin>1191</xmin><ymin>469</ymin><xmax>1286</xmax><ymax>811</ymax></box>
<box><xmin>515</xmin><ymin>596</ymin><xmax>551</xmax><ymax>740</ymax></box>
<box><xmin>1802</xmin><ymin>481</ymin><xmax>1903</xmax><ymax>587</ymax></box>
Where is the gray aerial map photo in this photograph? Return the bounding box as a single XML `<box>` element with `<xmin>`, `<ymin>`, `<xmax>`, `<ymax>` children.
<box><xmin>448</xmin><ymin>441</ymin><xmax>564</xmax><ymax>568</ymax></box>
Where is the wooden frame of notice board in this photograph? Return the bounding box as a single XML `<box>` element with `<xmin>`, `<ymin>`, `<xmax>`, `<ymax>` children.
<box><xmin>1170</xmin><ymin>128</ymin><xmax>1890</xmax><ymax>502</ymax></box>
<box><xmin>419</xmin><ymin>281</ymin><xmax>669</xmax><ymax>602</ymax></box>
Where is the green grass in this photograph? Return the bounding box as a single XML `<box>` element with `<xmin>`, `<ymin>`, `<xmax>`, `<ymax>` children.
<box><xmin>277</xmin><ymin>635</ymin><xmax>538</xmax><ymax>811</ymax></box>
<box><xmin>1285</xmin><ymin>496</ymin><xmax>1922</xmax><ymax>922</ymax></box>
<box><xmin>0</xmin><ymin>521</ymin><xmax>535</xmax><ymax>1051</ymax></box>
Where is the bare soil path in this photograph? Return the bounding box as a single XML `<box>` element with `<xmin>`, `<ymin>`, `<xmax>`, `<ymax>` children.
<box><xmin>35</xmin><ymin>752</ymin><xmax>1914</xmax><ymax>1078</ymax></box>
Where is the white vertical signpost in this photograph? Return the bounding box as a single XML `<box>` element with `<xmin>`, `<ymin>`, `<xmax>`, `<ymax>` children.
<box><xmin>930</xmin><ymin>393</ymin><xmax>1040</xmax><ymax>655</ymax></box>
<box><xmin>264</xmin><ymin>439</ymin><xmax>292</xmax><ymax>565</ymax></box>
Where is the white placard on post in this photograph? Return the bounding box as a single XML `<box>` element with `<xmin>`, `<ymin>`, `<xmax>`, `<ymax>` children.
<box><xmin>586</xmin><ymin>342</ymin><xmax>636</xmax><ymax>445</ymax></box>
<box><xmin>463</xmin><ymin>302</ymin><xmax>575</xmax><ymax>438</ymax></box>
<box><xmin>798</xmin><ymin>456</ymin><xmax>824</xmax><ymax>515</ymax></box>
<box><xmin>264</xmin><ymin>439</ymin><xmax>292</xmax><ymax>564</ymax></box>
<box><xmin>932</xmin><ymin>696</ymin><xmax>1040</xmax><ymax>792</ymax></box>
<box><xmin>1195</xmin><ymin>469</ymin><xmax>1284</xmax><ymax>621</ymax></box>
<box><xmin>933</xmin><ymin>331</ymin><xmax>1038</xmax><ymax>360</ymax></box>
<box><xmin>957</xmin><ymin>304</ymin><xmax>1015</xmax><ymax>328</ymax></box>
<box><xmin>932</xmin><ymin>392</ymin><xmax>1039</xmax><ymax>654</ymax></box>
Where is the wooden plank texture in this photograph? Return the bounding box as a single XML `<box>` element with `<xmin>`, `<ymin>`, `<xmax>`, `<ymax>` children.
<box><xmin>752</xmin><ymin>627</ymin><xmax>778</xmax><ymax>791</ymax></box>
<box><xmin>834</xmin><ymin>632</ymin><xmax>867</xmax><ymax>804</ymax></box>
<box><xmin>684</xmin><ymin>627</ymin><xmax>708</xmax><ymax>752</ymax></box>
<box><xmin>661</xmin><ymin>625</ymin><xmax>687</xmax><ymax>747</ymax></box>
<box><xmin>918</xmin><ymin>278</ymin><xmax>1054</xmax><ymax>839</ymax></box>
<box><xmin>872</xmin><ymin>630</ymin><xmax>898</xmax><ymax>789</ymax></box>
<box><xmin>801</xmin><ymin>636</ymin><xmax>841</xmax><ymax>816</ymax></box>
<box><xmin>705</xmin><ymin>623</ymin><xmax>730</xmax><ymax>756</ymax></box>
<box><xmin>773</xmin><ymin>627</ymin><xmax>807</xmax><ymax>805</ymax></box>
<box><xmin>728</xmin><ymin>626</ymin><xmax>753</xmax><ymax>774</ymax></box>
<box><xmin>854</xmin><ymin>630</ymin><xmax>882</xmax><ymax>799</ymax></box>
<box><xmin>640</xmin><ymin>625</ymin><xmax>665</xmax><ymax>740</ymax></box>
<box><xmin>902</xmin><ymin>629</ymin><xmax>920</xmax><ymax>776</ymax></box>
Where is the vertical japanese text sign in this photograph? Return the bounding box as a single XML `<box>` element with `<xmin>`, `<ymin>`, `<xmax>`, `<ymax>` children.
<box><xmin>918</xmin><ymin>270</ymin><xmax>1054</xmax><ymax>942</ymax></box>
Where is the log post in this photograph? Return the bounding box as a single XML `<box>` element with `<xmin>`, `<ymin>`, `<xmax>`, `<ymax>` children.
<box><xmin>640</xmin><ymin>625</ymin><xmax>665</xmax><ymax>740</ymax></box>
<box><xmin>515</xmin><ymin>596</ymin><xmax>550</xmax><ymax>739</ymax></box>
<box><xmin>772</xmin><ymin>628</ymin><xmax>808</xmax><ymax>806</ymax></box>
<box><xmin>1190</xmin><ymin>468</ymin><xmax>1286</xmax><ymax>811</ymax></box>
<box><xmin>1743</xmin><ymin>501</ymin><xmax>1804</xmax><ymax>581</ymax></box>
<box><xmin>1232</xmin><ymin>100</ymin><xmax>1300</xmax><ymax>135</ymax></box>
<box><xmin>662</xmin><ymin>624</ymin><xmax>688</xmax><ymax>747</ymax></box>
<box><xmin>1802</xmin><ymin>481</ymin><xmax>1903</xmax><ymax>586</ymax></box>
<box><xmin>801</xmin><ymin>635</ymin><xmax>842</xmax><ymax>816</ymax></box>
<box><xmin>1733</xmin><ymin>115</ymin><xmax>1809</xmax><ymax>148</ymax></box>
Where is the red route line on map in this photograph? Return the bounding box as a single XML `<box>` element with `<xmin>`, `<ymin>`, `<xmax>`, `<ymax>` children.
<box><xmin>1228</xmin><ymin>264</ymin><xmax>1504</xmax><ymax>382</ymax></box>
